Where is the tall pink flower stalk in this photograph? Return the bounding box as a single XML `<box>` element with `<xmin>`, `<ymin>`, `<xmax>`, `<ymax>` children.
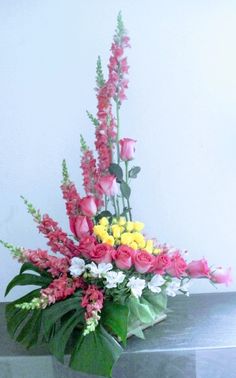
<box><xmin>24</xmin><ymin>249</ymin><xmax>69</xmax><ymax>277</ymax></box>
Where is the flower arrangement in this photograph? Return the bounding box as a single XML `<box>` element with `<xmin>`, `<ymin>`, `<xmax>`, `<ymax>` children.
<box><xmin>1</xmin><ymin>13</ymin><xmax>232</xmax><ymax>378</ymax></box>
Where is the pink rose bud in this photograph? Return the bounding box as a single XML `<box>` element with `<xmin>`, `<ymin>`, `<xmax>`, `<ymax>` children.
<box><xmin>70</xmin><ymin>215</ymin><xmax>93</xmax><ymax>239</ymax></box>
<box><xmin>187</xmin><ymin>258</ymin><xmax>210</xmax><ymax>278</ymax></box>
<box><xmin>112</xmin><ymin>245</ymin><xmax>134</xmax><ymax>270</ymax></box>
<box><xmin>80</xmin><ymin>195</ymin><xmax>97</xmax><ymax>217</ymax></box>
<box><xmin>211</xmin><ymin>267</ymin><xmax>232</xmax><ymax>286</ymax></box>
<box><xmin>98</xmin><ymin>175</ymin><xmax>118</xmax><ymax>197</ymax></box>
<box><xmin>119</xmin><ymin>138</ymin><xmax>136</xmax><ymax>161</ymax></box>
<box><xmin>89</xmin><ymin>243</ymin><xmax>113</xmax><ymax>264</ymax></box>
<box><xmin>134</xmin><ymin>250</ymin><xmax>155</xmax><ymax>274</ymax></box>
<box><xmin>166</xmin><ymin>251</ymin><xmax>188</xmax><ymax>278</ymax></box>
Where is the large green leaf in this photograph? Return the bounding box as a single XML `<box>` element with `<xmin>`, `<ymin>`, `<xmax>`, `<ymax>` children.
<box><xmin>109</xmin><ymin>163</ymin><xmax>123</xmax><ymax>183</ymax></box>
<box><xmin>16</xmin><ymin>309</ymin><xmax>43</xmax><ymax>348</ymax></box>
<box><xmin>42</xmin><ymin>295</ymin><xmax>82</xmax><ymax>338</ymax></box>
<box><xmin>70</xmin><ymin>325</ymin><xmax>123</xmax><ymax>377</ymax></box>
<box><xmin>20</xmin><ymin>262</ymin><xmax>50</xmax><ymax>277</ymax></box>
<box><xmin>142</xmin><ymin>291</ymin><xmax>167</xmax><ymax>312</ymax></box>
<box><xmin>128</xmin><ymin>296</ymin><xmax>155</xmax><ymax>324</ymax></box>
<box><xmin>5</xmin><ymin>273</ymin><xmax>52</xmax><ymax>296</ymax></box>
<box><xmin>101</xmin><ymin>301</ymin><xmax>128</xmax><ymax>345</ymax></box>
<box><xmin>120</xmin><ymin>181</ymin><xmax>131</xmax><ymax>199</ymax></box>
<box><xmin>49</xmin><ymin>309</ymin><xmax>83</xmax><ymax>363</ymax></box>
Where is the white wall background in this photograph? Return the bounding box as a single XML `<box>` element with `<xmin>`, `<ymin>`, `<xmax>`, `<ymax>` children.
<box><xmin>0</xmin><ymin>0</ymin><xmax>235</xmax><ymax>301</ymax></box>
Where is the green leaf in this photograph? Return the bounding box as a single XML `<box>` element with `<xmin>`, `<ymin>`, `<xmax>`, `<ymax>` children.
<box><xmin>128</xmin><ymin>297</ymin><xmax>155</xmax><ymax>324</ymax></box>
<box><xmin>5</xmin><ymin>273</ymin><xmax>52</xmax><ymax>296</ymax></box>
<box><xmin>19</xmin><ymin>263</ymin><xmax>50</xmax><ymax>278</ymax></box>
<box><xmin>6</xmin><ymin>289</ymin><xmax>41</xmax><ymax>336</ymax></box>
<box><xmin>16</xmin><ymin>309</ymin><xmax>43</xmax><ymax>348</ymax></box>
<box><xmin>120</xmin><ymin>181</ymin><xmax>131</xmax><ymax>199</ymax></box>
<box><xmin>129</xmin><ymin>166</ymin><xmax>141</xmax><ymax>179</ymax></box>
<box><xmin>109</xmin><ymin>164</ymin><xmax>123</xmax><ymax>183</ymax></box>
<box><xmin>49</xmin><ymin>310</ymin><xmax>83</xmax><ymax>363</ymax></box>
<box><xmin>101</xmin><ymin>301</ymin><xmax>128</xmax><ymax>345</ymax></box>
<box><xmin>95</xmin><ymin>211</ymin><xmax>113</xmax><ymax>223</ymax></box>
<box><xmin>142</xmin><ymin>291</ymin><xmax>167</xmax><ymax>312</ymax></box>
<box><xmin>42</xmin><ymin>296</ymin><xmax>83</xmax><ymax>338</ymax></box>
<box><xmin>70</xmin><ymin>325</ymin><xmax>123</xmax><ymax>377</ymax></box>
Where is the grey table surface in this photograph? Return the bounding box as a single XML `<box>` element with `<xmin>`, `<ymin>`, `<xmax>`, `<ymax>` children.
<box><xmin>1</xmin><ymin>292</ymin><xmax>236</xmax><ymax>378</ymax></box>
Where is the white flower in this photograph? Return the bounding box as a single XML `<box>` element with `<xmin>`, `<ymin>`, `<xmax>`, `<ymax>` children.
<box><xmin>86</xmin><ymin>262</ymin><xmax>113</xmax><ymax>278</ymax></box>
<box><xmin>166</xmin><ymin>280</ymin><xmax>180</xmax><ymax>297</ymax></box>
<box><xmin>148</xmin><ymin>274</ymin><xmax>165</xmax><ymax>293</ymax></box>
<box><xmin>127</xmin><ymin>277</ymin><xmax>146</xmax><ymax>298</ymax></box>
<box><xmin>105</xmin><ymin>271</ymin><xmax>126</xmax><ymax>289</ymax></box>
<box><xmin>69</xmin><ymin>257</ymin><xmax>86</xmax><ymax>277</ymax></box>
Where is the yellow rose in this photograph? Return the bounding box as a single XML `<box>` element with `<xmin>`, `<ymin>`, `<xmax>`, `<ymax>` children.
<box><xmin>111</xmin><ymin>225</ymin><xmax>122</xmax><ymax>238</ymax></box>
<box><xmin>130</xmin><ymin>241</ymin><xmax>138</xmax><ymax>250</ymax></box>
<box><xmin>153</xmin><ymin>248</ymin><xmax>161</xmax><ymax>255</ymax></box>
<box><xmin>132</xmin><ymin>232</ymin><xmax>145</xmax><ymax>248</ymax></box>
<box><xmin>93</xmin><ymin>225</ymin><xmax>106</xmax><ymax>237</ymax></box>
<box><xmin>120</xmin><ymin>232</ymin><xmax>133</xmax><ymax>246</ymax></box>
<box><xmin>133</xmin><ymin>221</ymin><xmax>145</xmax><ymax>232</ymax></box>
<box><xmin>126</xmin><ymin>221</ymin><xmax>134</xmax><ymax>232</ymax></box>
<box><xmin>99</xmin><ymin>217</ymin><xmax>109</xmax><ymax>227</ymax></box>
<box><xmin>118</xmin><ymin>217</ymin><xmax>126</xmax><ymax>226</ymax></box>
<box><xmin>103</xmin><ymin>235</ymin><xmax>115</xmax><ymax>246</ymax></box>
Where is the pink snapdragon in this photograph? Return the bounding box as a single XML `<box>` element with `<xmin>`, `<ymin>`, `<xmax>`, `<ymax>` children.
<box><xmin>25</xmin><ymin>249</ymin><xmax>69</xmax><ymax>277</ymax></box>
<box><xmin>38</xmin><ymin>214</ymin><xmax>79</xmax><ymax>258</ymax></box>
<box><xmin>81</xmin><ymin>284</ymin><xmax>104</xmax><ymax>320</ymax></box>
<box><xmin>61</xmin><ymin>182</ymin><xmax>81</xmax><ymax>218</ymax></box>
<box><xmin>41</xmin><ymin>275</ymin><xmax>85</xmax><ymax>305</ymax></box>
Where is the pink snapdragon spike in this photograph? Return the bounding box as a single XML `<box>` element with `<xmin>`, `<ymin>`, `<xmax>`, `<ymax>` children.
<box><xmin>41</xmin><ymin>275</ymin><xmax>85</xmax><ymax>306</ymax></box>
<box><xmin>38</xmin><ymin>214</ymin><xmax>79</xmax><ymax>258</ymax></box>
<box><xmin>25</xmin><ymin>249</ymin><xmax>69</xmax><ymax>277</ymax></box>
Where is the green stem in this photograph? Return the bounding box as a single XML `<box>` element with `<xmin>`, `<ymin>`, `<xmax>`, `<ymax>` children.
<box><xmin>116</xmin><ymin>197</ymin><xmax>120</xmax><ymax>219</ymax></box>
<box><xmin>121</xmin><ymin>195</ymin><xmax>128</xmax><ymax>221</ymax></box>
<box><xmin>112</xmin><ymin>196</ymin><xmax>118</xmax><ymax>218</ymax></box>
<box><xmin>116</xmin><ymin>101</ymin><xmax>120</xmax><ymax>164</ymax></box>
<box><xmin>105</xmin><ymin>195</ymin><xmax>108</xmax><ymax>211</ymax></box>
<box><xmin>125</xmin><ymin>161</ymin><xmax>132</xmax><ymax>221</ymax></box>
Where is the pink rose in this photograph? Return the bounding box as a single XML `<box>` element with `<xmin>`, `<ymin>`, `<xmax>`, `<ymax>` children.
<box><xmin>70</xmin><ymin>215</ymin><xmax>93</xmax><ymax>239</ymax></box>
<box><xmin>112</xmin><ymin>245</ymin><xmax>134</xmax><ymax>270</ymax></box>
<box><xmin>187</xmin><ymin>258</ymin><xmax>210</xmax><ymax>278</ymax></box>
<box><xmin>80</xmin><ymin>196</ymin><xmax>97</xmax><ymax>217</ymax></box>
<box><xmin>119</xmin><ymin>138</ymin><xmax>136</xmax><ymax>161</ymax></box>
<box><xmin>98</xmin><ymin>175</ymin><xmax>118</xmax><ymax>197</ymax></box>
<box><xmin>166</xmin><ymin>251</ymin><xmax>187</xmax><ymax>278</ymax></box>
<box><xmin>78</xmin><ymin>235</ymin><xmax>97</xmax><ymax>259</ymax></box>
<box><xmin>134</xmin><ymin>250</ymin><xmax>155</xmax><ymax>273</ymax></box>
<box><xmin>152</xmin><ymin>253</ymin><xmax>171</xmax><ymax>274</ymax></box>
<box><xmin>211</xmin><ymin>267</ymin><xmax>232</xmax><ymax>286</ymax></box>
<box><xmin>89</xmin><ymin>243</ymin><xmax>113</xmax><ymax>264</ymax></box>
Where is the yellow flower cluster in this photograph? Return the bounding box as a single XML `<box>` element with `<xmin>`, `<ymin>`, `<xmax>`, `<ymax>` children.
<box><xmin>93</xmin><ymin>217</ymin><xmax>161</xmax><ymax>254</ymax></box>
